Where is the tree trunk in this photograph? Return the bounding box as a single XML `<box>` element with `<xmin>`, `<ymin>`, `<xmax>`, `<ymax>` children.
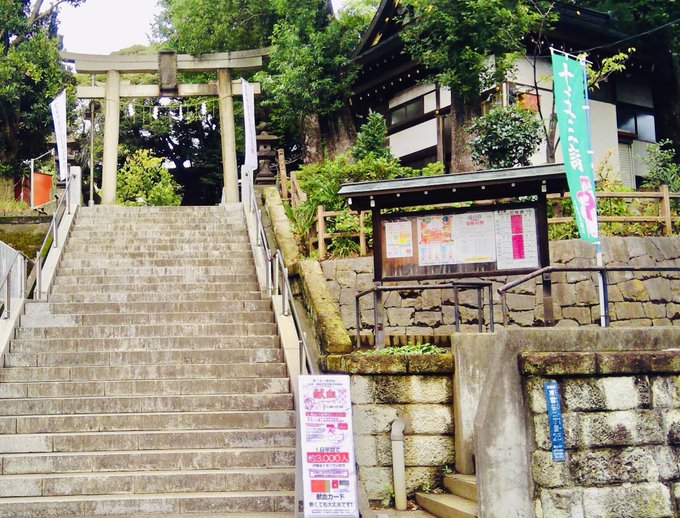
<box><xmin>545</xmin><ymin>112</ymin><xmax>558</xmax><ymax>164</ymax></box>
<box><xmin>449</xmin><ymin>95</ymin><xmax>478</xmax><ymax>173</ymax></box>
<box><xmin>301</xmin><ymin>113</ymin><xmax>323</xmax><ymax>164</ymax></box>
<box><xmin>323</xmin><ymin>105</ymin><xmax>356</xmax><ymax>159</ymax></box>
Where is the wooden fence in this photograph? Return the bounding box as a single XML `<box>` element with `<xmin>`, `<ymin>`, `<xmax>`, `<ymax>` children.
<box><xmin>548</xmin><ymin>185</ymin><xmax>680</xmax><ymax>236</ymax></box>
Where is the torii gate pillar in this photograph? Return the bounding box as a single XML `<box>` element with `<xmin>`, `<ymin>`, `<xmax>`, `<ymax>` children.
<box><xmin>101</xmin><ymin>70</ymin><xmax>121</xmax><ymax>205</ymax></box>
<box><xmin>217</xmin><ymin>69</ymin><xmax>238</xmax><ymax>204</ymax></box>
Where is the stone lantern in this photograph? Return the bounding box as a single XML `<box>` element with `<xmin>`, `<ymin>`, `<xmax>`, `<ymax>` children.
<box><xmin>255</xmin><ymin>130</ymin><xmax>279</xmax><ymax>183</ymax></box>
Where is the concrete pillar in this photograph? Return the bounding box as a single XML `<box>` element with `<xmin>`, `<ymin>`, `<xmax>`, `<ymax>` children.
<box><xmin>217</xmin><ymin>68</ymin><xmax>239</xmax><ymax>203</ymax></box>
<box><xmin>101</xmin><ymin>69</ymin><xmax>121</xmax><ymax>205</ymax></box>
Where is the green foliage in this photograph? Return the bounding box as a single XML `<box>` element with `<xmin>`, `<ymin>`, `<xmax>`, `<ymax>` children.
<box><xmin>258</xmin><ymin>1</ymin><xmax>371</xmax><ymax>138</ymax></box>
<box><xmin>290</xmin><ymin>154</ymin><xmax>443</xmax><ymax>256</ymax></box>
<box><xmin>643</xmin><ymin>140</ymin><xmax>680</xmax><ymax>192</ymax></box>
<box><xmin>0</xmin><ymin>1</ymin><xmax>81</xmax><ymax>175</ymax></box>
<box><xmin>400</xmin><ymin>0</ymin><xmax>540</xmax><ymax>99</ymax></box>
<box><xmin>356</xmin><ymin>343</ymin><xmax>440</xmax><ymax>355</ymax></box>
<box><xmin>468</xmin><ymin>104</ymin><xmax>543</xmax><ymax>169</ymax></box>
<box><xmin>116</xmin><ymin>150</ymin><xmax>182</xmax><ymax>206</ymax></box>
<box><xmin>352</xmin><ymin>112</ymin><xmax>391</xmax><ymax>161</ymax></box>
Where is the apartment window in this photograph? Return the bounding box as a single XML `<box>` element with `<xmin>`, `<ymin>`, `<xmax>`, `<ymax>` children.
<box><xmin>389</xmin><ymin>97</ymin><xmax>424</xmax><ymax>126</ymax></box>
<box><xmin>617</xmin><ymin>105</ymin><xmax>656</xmax><ymax>142</ymax></box>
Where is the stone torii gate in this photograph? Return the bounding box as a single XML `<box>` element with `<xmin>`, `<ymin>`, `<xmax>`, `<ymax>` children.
<box><xmin>61</xmin><ymin>49</ymin><xmax>266</xmax><ymax>205</ymax></box>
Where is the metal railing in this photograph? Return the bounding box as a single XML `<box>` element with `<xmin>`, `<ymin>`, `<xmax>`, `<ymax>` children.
<box><xmin>355</xmin><ymin>281</ymin><xmax>495</xmax><ymax>348</ymax></box>
<box><xmin>0</xmin><ymin>251</ymin><xmax>25</xmax><ymax>319</ymax></box>
<box><xmin>32</xmin><ymin>171</ymin><xmax>76</xmax><ymax>301</ymax></box>
<box><xmin>246</xmin><ymin>171</ymin><xmax>318</xmax><ymax>375</ymax></box>
<box><xmin>498</xmin><ymin>265</ymin><xmax>680</xmax><ymax>327</ymax></box>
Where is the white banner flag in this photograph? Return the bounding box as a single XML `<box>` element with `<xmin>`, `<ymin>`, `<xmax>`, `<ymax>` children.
<box><xmin>241</xmin><ymin>78</ymin><xmax>258</xmax><ymax>171</ymax></box>
<box><xmin>50</xmin><ymin>90</ymin><xmax>68</xmax><ymax>181</ymax></box>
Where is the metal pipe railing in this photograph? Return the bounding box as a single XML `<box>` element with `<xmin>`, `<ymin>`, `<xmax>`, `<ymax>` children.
<box><xmin>0</xmin><ymin>252</ymin><xmax>21</xmax><ymax>319</ymax></box>
<box><xmin>31</xmin><ymin>171</ymin><xmax>76</xmax><ymax>300</ymax></box>
<box><xmin>355</xmin><ymin>281</ymin><xmax>495</xmax><ymax>348</ymax></box>
<box><xmin>498</xmin><ymin>265</ymin><xmax>680</xmax><ymax>327</ymax></box>
<box><xmin>245</xmin><ymin>171</ymin><xmax>317</xmax><ymax>375</ymax></box>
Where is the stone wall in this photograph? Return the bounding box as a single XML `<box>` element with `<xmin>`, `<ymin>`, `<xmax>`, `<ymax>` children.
<box><xmin>521</xmin><ymin>350</ymin><xmax>680</xmax><ymax>517</ymax></box>
<box><xmin>322</xmin><ymin>237</ymin><xmax>680</xmax><ymax>337</ymax></box>
<box><xmin>322</xmin><ymin>354</ymin><xmax>454</xmax><ymax>504</ymax></box>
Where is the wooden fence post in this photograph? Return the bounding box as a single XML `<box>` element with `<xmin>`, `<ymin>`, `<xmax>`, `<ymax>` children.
<box><xmin>277</xmin><ymin>148</ymin><xmax>288</xmax><ymax>201</ymax></box>
<box><xmin>660</xmin><ymin>184</ymin><xmax>673</xmax><ymax>236</ymax></box>
<box><xmin>359</xmin><ymin>211</ymin><xmax>367</xmax><ymax>256</ymax></box>
<box><xmin>317</xmin><ymin>205</ymin><xmax>326</xmax><ymax>260</ymax></box>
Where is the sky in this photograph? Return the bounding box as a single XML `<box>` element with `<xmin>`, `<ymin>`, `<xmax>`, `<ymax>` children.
<box><xmin>58</xmin><ymin>0</ymin><xmax>348</xmax><ymax>55</ymax></box>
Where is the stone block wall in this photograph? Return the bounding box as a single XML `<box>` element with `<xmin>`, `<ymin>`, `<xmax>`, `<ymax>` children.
<box><xmin>322</xmin><ymin>237</ymin><xmax>680</xmax><ymax>336</ymax></box>
<box><xmin>322</xmin><ymin>354</ymin><xmax>454</xmax><ymax>504</ymax></box>
<box><xmin>520</xmin><ymin>351</ymin><xmax>680</xmax><ymax>517</ymax></box>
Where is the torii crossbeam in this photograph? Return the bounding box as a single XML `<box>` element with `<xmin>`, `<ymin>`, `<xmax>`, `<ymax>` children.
<box><xmin>61</xmin><ymin>49</ymin><xmax>267</xmax><ymax>205</ymax></box>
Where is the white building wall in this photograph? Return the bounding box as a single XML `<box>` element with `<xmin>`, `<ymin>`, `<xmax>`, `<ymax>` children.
<box><xmin>389</xmin><ymin>119</ymin><xmax>438</xmax><ymax>158</ymax></box>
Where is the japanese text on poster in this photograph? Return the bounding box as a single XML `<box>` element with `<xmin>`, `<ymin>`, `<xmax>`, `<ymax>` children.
<box><xmin>299</xmin><ymin>375</ymin><xmax>359</xmax><ymax>517</ymax></box>
<box><xmin>385</xmin><ymin>221</ymin><xmax>413</xmax><ymax>259</ymax></box>
<box><xmin>417</xmin><ymin>215</ymin><xmax>455</xmax><ymax>266</ymax></box>
<box><xmin>495</xmin><ymin>208</ymin><xmax>539</xmax><ymax>270</ymax></box>
<box><xmin>544</xmin><ymin>381</ymin><xmax>566</xmax><ymax>462</ymax></box>
<box><xmin>451</xmin><ymin>212</ymin><xmax>496</xmax><ymax>264</ymax></box>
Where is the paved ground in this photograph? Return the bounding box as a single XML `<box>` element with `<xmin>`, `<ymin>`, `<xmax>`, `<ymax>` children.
<box><xmin>372</xmin><ymin>510</ymin><xmax>434</xmax><ymax>517</ymax></box>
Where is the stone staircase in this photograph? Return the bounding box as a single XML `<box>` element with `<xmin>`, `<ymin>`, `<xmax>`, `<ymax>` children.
<box><xmin>0</xmin><ymin>205</ymin><xmax>296</xmax><ymax>516</ymax></box>
<box><xmin>416</xmin><ymin>474</ymin><xmax>477</xmax><ymax>518</ymax></box>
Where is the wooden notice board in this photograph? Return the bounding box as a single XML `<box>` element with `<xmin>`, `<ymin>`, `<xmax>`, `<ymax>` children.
<box><xmin>378</xmin><ymin>201</ymin><xmax>544</xmax><ymax>281</ymax></box>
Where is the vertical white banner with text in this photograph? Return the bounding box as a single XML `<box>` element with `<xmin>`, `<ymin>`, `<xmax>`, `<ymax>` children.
<box><xmin>50</xmin><ymin>90</ymin><xmax>68</xmax><ymax>181</ymax></box>
<box><xmin>241</xmin><ymin>78</ymin><xmax>258</xmax><ymax>171</ymax></box>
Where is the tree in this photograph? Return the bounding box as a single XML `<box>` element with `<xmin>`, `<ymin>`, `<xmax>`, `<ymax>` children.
<box><xmin>351</xmin><ymin>112</ymin><xmax>391</xmax><ymax>161</ymax></box>
<box><xmin>468</xmin><ymin>104</ymin><xmax>543</xmax><ymax>169</ymax></box>
<box><xmin>399</xmin><ymin>0</ymin><xmax>541</xmax><ymax>172</ymax></box>
<box><xmin>0</xmin><ymin>0</ymin><xmax>83</xmax><ymax>176</ymax></box>
<box><xmin>116</xmin><ymin>149</ymin><xmax>182</xmax><ymax>206</ymax></box>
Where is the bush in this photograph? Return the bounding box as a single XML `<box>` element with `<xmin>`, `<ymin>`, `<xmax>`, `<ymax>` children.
<box><xmin>116</xmin><ymin>150</ymin><xmax>182</xmax><ymax>206</ymax></box>
<box><xmin>351</xmin><ymin>112</ymin><xmax>391</xmax><ymax>161</ymax></box>
<box><xmin>468</xmin><ymin>104</ymin><xmax>543</xmax><ymax>169</ymax></box>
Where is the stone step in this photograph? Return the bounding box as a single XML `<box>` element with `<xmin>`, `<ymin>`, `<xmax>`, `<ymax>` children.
<box><xmin>60</xmin><ymin>249</ymin><xmax>255</xmax><ymax>260</ymax></box>
<box><xmin>444</xmin><ymin>474</ymin><xmax>477</xmax><ymax>502</ymax></box>
<box><xmin>0</xmin><ymin>363</ymin><xmax>287</xmax><ymax>382</ymax></box>
<box><xmin>58</xmin><ymin>255</ymin><xmax>255</xmax><ymax>268</ymax></box>
<box><xmin>416</xmin><ymin>493</ymin><xmax>478</xmax><ymax>518</ymax></box>
<box><xmin>50</xmin><ymin>282</ymin><xmax>261</xmax><ymax>295</ymax></box>
<box><xmin>10</xmin><ymin>335</ymin><xmax>280</xmax><ymax>353</ymax></box>
<box><xmin>25</xmin><ymin>299</ymin><xmax>271</xmax><ymax>316</ymax></box>
<box><xmin>79</xmin><ymin>205</ymin><xmax>240</xmax><ymax>213</ymax></box>
<box><xmin>56</xmin><ymin>265</ymin><xmax>257</xmax><ymax>276</ymax></box>
<box><xmin>66</xmin><ymin>232</ymin><xmax>250</xmax><ymax>242</ymax></box>
<box><xmin>63</xmin><ymin>243</ymin><xmax>253</xmax><ymax>253</ymax></box>
<box><xmin>52</xmin><ymin>273</ymin><xmax>258</xmax><ymax>286</ymax></box>
<box><xmin>0</xmin><ymin>429</ymin><xmax>296</xmax><ymax>454</ymax></box>
<box><xmin>20</xmin><ymin>310</ymin><xmax>275</xmax><ymax>328</ymax></box>
<box><xmin>0</xmin><ymin>393</ymin><xmax>294</xmax><ymax>416</ymax></box>
<box><xmin>0</xmin><ymin>468</ymin><xmax>294</xmax><ymax>497</ymax></box>
<box><xmin>4</xmin><ymin>348</ymin><xmax>283</xmax><ymax>367</ymax></box>
<box><xmin>0</xmin><ymin>376</ymin><xmax>290</xmax><ymax>398</ymax></box>
<box><xmin>16</xmin><ymin>322</ymin><xmax>278</xmax><ymax>339</ymax></box>
<box><xmin>0</xmin><ymin>378</ymin><xmax>290</xmax><ymax>399</ymax></box>
<box><xmin>0</xmin><ymin>446</ymin><xmax>296</xmax><ymax>474</ymax></box>
<box><xmin>0</xmin><ymin>409</ymin><xmax>296</xmax><ymax>434</ymax></box>
<box><xmin>46</xmin><ymin>291</ymin><xmax>265</xmax><ymax>304</ymax></box>
<box><xmin>0</xmin><ymin>491</ymin><xmax>295</xmax><ymax>516</ymax></box>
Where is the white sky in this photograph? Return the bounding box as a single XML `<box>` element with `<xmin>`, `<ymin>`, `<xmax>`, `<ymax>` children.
<box><xmin>59</xmin><ymin>0</ymin><xmax>348</xmax><ymax>55</ymax></box>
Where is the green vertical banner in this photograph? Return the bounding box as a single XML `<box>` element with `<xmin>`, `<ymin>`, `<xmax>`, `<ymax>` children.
<box><xmin>551</xmin><ymin>50</ymin><xmax>600</xmax><ymax>244</ymax></box>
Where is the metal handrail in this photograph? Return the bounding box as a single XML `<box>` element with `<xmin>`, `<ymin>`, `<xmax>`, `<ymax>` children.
<box><xmin>246</xmin><ymin>172</ymin><xmax>318</xmax><ymax>375</ymax></box>
<box><xmin>355</xmin><ymin>281</ymin><xmax>495</xmax><ymax>348</ymax></box>
<box><xmin>32</xmin><ymin>171</ymin><xmax>76</xmax><ymax>300</ymax></box>
<box><xmin>497</xmin><ymin>265</ymin><xmax>680</xmax><ymax>327</ymax></box>
<box><xmin>0</xmin><ymin>251</ymin><xmax>24</xmax><ymax>319</ymax></box>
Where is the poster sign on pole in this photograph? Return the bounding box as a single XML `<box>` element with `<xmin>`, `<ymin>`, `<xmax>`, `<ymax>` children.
<box><xmin>543</xmin><ymin>381</ymin><xmax>566</xmax><ymax>462</ymax></box>
<box><xmin>298</xmin><ymin>375</ymin><xmax>359</xmax><ymax>518</ymax></box>
<box><xmin>551</xmin><ymin>50</ymin><xmax>599</xmax><ymax>244</ymax></box>
<box><xmin>50</xmin><ymin>90</ymin><xmax>68</xmax><ymax>181</ymax></box>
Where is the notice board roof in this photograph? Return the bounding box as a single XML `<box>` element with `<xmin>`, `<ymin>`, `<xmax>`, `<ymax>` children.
<box><xmin>338</xmin><ymin>163</ymin><xmax>569</xmax><ymax>211</ymax></box>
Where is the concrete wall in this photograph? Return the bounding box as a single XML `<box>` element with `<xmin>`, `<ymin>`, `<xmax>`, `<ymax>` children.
<box><xmin>464</xmin><ymin>328</ymin><xmax>680</xmax><ymax>518</ymax></box>
<box><xmin>522</xmin><ymin>350</ymin><xmax>680</xmax><ymax>517</ymax></box>
<box><xmin>322</xmin><ymin>354</ymin><xmax>454</xmax><ymax>505</ymax></box>
<box><xmin>322</xmin><ymin>237</ymin><xmax>680</xmax><ymax>338</ymax></box>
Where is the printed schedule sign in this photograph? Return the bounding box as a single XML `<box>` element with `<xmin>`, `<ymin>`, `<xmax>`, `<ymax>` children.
<box><xmin>298</xmin><ymin>375</ymin><xmax>359</xmax><ymax>518</ymax></box>
<box><xmin>495</xmin><ymin>208</ymin><xmax>539</xmax><ymax>270</ymax></box>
